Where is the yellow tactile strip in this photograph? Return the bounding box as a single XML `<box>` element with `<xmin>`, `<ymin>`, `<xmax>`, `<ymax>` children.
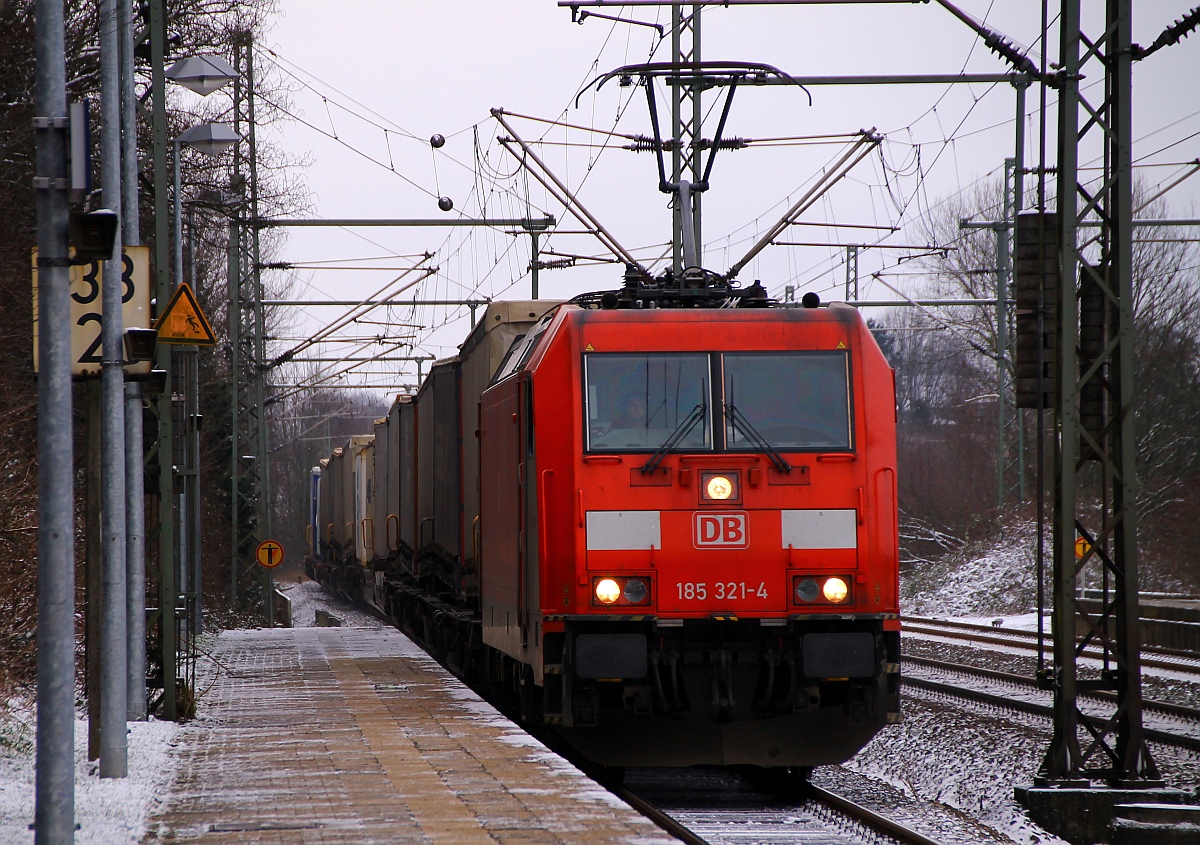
<box><xmin>143</xmin><ymin>627</ymin><xmax>674</xmax><ymax>844</ymax></box>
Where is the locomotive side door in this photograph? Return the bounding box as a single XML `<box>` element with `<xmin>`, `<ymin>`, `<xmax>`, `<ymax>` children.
<box><xmin>480</xmin><ymin>376</ymin><xmax>525</xmax><ymax>659</ymax></box>
<box><xmin>518</xmin><ymin>376</ymin><xmax>537</xmax><ymax>651</ymax></box>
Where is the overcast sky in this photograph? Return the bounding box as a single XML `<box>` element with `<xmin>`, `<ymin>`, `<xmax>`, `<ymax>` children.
<box><xmin>229</xmin><ymin>1</ymin><xmax>1200</xmax><ymax>396</ymax></box>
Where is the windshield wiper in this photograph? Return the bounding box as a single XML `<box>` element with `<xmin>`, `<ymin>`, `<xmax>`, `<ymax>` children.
<box><xmin>641</xmin><ymin>403</ymin><xmax>705</xmax><ymax>475</ymax></box>
<box><xmin>725</xmin><ymin>403</ymin><xmax>791</xmax><ymax>473</ymax></box>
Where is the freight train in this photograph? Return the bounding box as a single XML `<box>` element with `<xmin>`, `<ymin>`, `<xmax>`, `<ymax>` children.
<box><xmin>307</xmin><ymin>278</ymin><xmax>900</xmax><ymax>769</ymax></box>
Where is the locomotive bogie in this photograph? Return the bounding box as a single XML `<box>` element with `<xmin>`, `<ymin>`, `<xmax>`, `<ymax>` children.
<box><xmin>539</xmin><ymin>617</ymin><xmax>899</xmax><ymax>766</ymax></box>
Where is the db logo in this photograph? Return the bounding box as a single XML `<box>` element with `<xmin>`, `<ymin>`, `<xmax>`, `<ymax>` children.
<box><xmin>693</xmin><ymin>512</ymin><xmax>749</xmax><ymax>548</ymax></box>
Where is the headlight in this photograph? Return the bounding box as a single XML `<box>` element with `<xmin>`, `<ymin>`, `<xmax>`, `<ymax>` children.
<box><xmin>822</xmin><ymin>576</ymin><xmax>849</xmax><ymax>603</ymax></box>
<box><xmin>705</xmin><ymin>474</ymin><xmax>734</xmax><ymax>500</ymax></box>
<box><xmin>791</xmin><ymin>574</ymin><xmax>852</xmax><ymax>606</ymax></box>
<box><xmin>795</xmin><ymin>578</ymin><xmax>819</xmax><ymax>603</ymax></box>
<box><xmin>595</xmin><ymin>578</ymin><xmax>621</xmax><ymax>605</ymax></box>
<box><xmin>591</xmin><ymin>576</ymin><xmax>652</xmax><ymax>607</ymax></box>
<box><xmin>700</xmin><ymin>470</ymin><xmax>739</xmax><ymax>502</ymax></box>
<box><xmin>623</xmin><ymin>578</ymin><xmax>648</xmax><ymax>603</ymax></box>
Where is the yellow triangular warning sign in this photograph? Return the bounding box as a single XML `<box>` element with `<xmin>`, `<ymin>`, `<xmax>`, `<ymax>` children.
<box><xmin>836</xmin><ymin>341</ymin><xmax>846</xmax><ymax>349</ymax></box>
<box><xmin>155</xmin><ymin>282</ymin><xmax>216</xmax><ymax>346</ymax></box>
<box><xmin>584</xmin><ymin>343</ymin><xmax>595</xmax><ymax>352</ymax></box>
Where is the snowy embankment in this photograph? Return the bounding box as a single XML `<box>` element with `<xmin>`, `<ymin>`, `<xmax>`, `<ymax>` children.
<box><xmin>0</xmin><ymin>705</ymin><xmax>179</xmax><ymax>845</ymax></box>
<box><xmin>848</xmin><ymin>520</ymin><xmax>1068</xmax><ymax>845</ymax></box>
<box><xmin>0</xmin><ymin>579</ymin><xmax>374</xmax><ymax>845</ymax></box>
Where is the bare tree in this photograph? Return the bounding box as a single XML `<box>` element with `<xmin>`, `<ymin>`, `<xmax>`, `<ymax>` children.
<box><xmin>0</xmin><ymin>0</ymin><xmax>306</xmax><ymax>695</ymax></box>
<box><xmin>895</xmin><ymin>180</ymin><xmax>1200</xmax><ymax>586</ymax></box>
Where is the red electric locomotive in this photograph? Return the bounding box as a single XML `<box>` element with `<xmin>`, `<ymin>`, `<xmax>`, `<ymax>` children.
<box><xmin>477</xmin><ymin>286</ymin><xmax>899</xmax><ymax>768</ymax></box>
<box><xmin>309</xmin><ymin>281</ymin><xmax>900</xmax><ymax>771</ymax></box>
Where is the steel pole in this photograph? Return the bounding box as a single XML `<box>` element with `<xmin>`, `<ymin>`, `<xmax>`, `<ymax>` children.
<box><xmin>124</xmin><ymin>381</ymin><xmax>146</xmax><ymax>719</ymax></box>
<box><xmin>1046</xmin><ymin>0</ymin><xmax>1084</xmax><ymax>781</ymax></box>
<box><xmin>228</xmin><ymin>219</ymin><xmax>239</xmax><ymax>605</ymax></box>
<box><xmin>173</xmin><ymin>139</ymin><xmax>182</xmax><ymax>300</ymax></box>
<box><xmin>119</xmin><ymin>0</ymin><xmax>137</xmax><ymax>244</ymax></box>
<box><xmin>530</xmin><ymin>231</ymin><xmax>540</xmax><ymax>299</ymax></box>
<box><xmin>1013</xmin><ymin>85</ymin><xmax>1027</xmax><ymax>502</ymax></box>
<box><xmin>996</xmin><ymin>208</ymin><xmax>1010</xmax><ymax>510</ymax></box>
<box><xmin>99</xmin><ymin>0</ymin><xmax>128</xmax><ymax>778</ymax></box>
<box><xmin>172</xmin><ymin>141</ymin><xmax>190</xmax><ymax>641</ymax></box>
<box><xmin>245</xmin><ymin>42</ymin><xmax>274</xmax><ymax>626</ymax></box>
<box><xmin>33</xmin><ymin>0</ymin><xmax>76</xmax><ymax>837</ymax></box>
<box><xmin>148</xmin><ymin>0</ymin><xmax>177</xmax><ymax>721</ymax></box>
<box><xmin>186</xmin><ymin>208</ymin><xmax>202</xmax><ymax>636</ymax></box>
<box><xmin>119</xmin><ymin>0</ymin><xmax>146</xmax><ymax>722</ymax></box>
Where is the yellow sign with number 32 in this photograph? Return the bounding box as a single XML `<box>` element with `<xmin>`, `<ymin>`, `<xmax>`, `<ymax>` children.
<box><xmin>31</xmin><ymin>246</ymin><xmax>152</xmax><ymax>377</ymax></box>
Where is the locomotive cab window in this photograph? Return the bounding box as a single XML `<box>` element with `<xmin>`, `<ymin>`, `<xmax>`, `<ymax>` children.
<box><xmin>585</xmin><ymin>353</ymin><xmax>712</xmax><ymax>452</ymax></box>
<box><xmin>724</xmin><ymin>351</ymin><xmax>852</xmax><ymax>451</ymax></box>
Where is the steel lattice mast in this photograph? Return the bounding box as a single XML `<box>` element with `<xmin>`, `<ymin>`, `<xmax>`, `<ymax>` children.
<box><xmin>228</xmin><ymin>31</ymin><xmax>270</xmax><ymax>613</ymax></box>
<box><xmin>1041</xmin><ymin>0</ymin><xmax>1158</xmax><ymax>787</ymax></box>
<box><xmin>670</xmin><ymin>4</ymin><xmax>703</xmax><ymax>275</ymax></box>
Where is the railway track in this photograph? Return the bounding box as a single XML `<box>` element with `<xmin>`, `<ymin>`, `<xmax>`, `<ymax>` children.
<box><xmin>617</xmin><ymin>767</ymin><xmax>960</xmax><ymax>845</ymax></box>
<box><xmin>902</xmin><ymin>654</ymin><xmax>1200</xmax><ymax>752</ymax></box>
<box><xmin>903</xmin><ymin>615</ymin><xmax>1200</xmax><ymax>675</ymax></box>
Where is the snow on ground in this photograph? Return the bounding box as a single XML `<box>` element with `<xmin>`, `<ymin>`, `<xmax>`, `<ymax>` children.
<box><xmin>0</xmin><ymin>540</ymin><xmax>1180</xmax><ymax>845</ymax></box>
<box><xmin>953</xmin><ymin>612</ymin><xmax>1048</xmax><ymax>631</ymax></box>
<box><xmin>902</xmin><ymin>520</ymin><xmax>1045</xmax><ymax>619</ymax></box>
<box><xmin>0</xmin><ymin>579</ymin><xmax>375</xmax><ymax>845</ymax></box>
<box><xmin>0</xmin><ymin>701</ymin><xmax>179</xmax><ymax>845</ymax></box>
<box><xmin>838</xmin><ymin>518</ymin><xmax>1075</xmax><ymax>845</ymax></box>
<box><xmin>276</xmin><ymin>578</ymin><xmax>385</xmax><ymax>628</ymax></box>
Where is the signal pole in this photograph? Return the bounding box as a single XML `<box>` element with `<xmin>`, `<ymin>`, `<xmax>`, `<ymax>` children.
<box><xmin>33</xmin><ymin>0</ymin><xmax>76</xmax><ymax>839</ymax></box>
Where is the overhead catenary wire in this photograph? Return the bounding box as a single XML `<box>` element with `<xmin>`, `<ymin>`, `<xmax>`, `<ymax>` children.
<box><xmin>269</xmin><ymin>263</ymin><xmax>438</xmax><ymax>369</ymax></box>
<box><xmin>252</xmin><ymin>6</ymin><xmax>1199</xmax><ymax>396</ymax></box>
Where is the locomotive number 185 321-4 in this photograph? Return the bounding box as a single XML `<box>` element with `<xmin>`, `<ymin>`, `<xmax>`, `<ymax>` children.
<box><xmin>676</xmin><ymin>581</ymin><xmax>768</xmax><ymax>601</ymax></box>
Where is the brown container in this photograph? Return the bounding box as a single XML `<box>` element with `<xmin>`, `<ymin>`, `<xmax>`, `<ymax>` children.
<box><xmin>350</xmin><ymin>436</ymin><xmax>375</xmax><ymax>568</ymax></box>
<box><xmin>336</xmin><ymin>436</ymin><xmax>374</xmax><ymax>564</ymax></box>
<box><xmin>415</xmin><ymin>358</ymin><xmax>463</xmax><ymax>570</ymax></box>
<box><xmin>316</xmin><ymin>457</ymin><xmax>332</xmax><ymax>561</ymax></box>
<box><xmin>326</xmin><ymin>447</ymin><xmax>345</xmax><ymax>558</ymax></box>
<box><xmin>396</xmin><ymin>396</ymin><xmax>417</xmax><ymax>565</ymax></box>
<box><xmin>372</xmin><ymin>414</ymin><xmax>393</xmax><ymax>565</ymax></box>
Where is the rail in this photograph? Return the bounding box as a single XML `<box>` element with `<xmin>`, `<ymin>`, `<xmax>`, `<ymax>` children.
<box><xmin>618</xmin><ymin>776</ymin><xmax>950</xmax><ymax>845</ymax></box>
<box><xmin>902</xmin><ymin>656</ymin><xmax>1200</xmax><ymax>753</ymax></box>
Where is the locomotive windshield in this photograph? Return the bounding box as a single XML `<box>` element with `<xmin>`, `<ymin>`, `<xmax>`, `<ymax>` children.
<box><xmin>724</xmin><ymin>351</ymin><xmax>852</xmax><ymax>451</ymax></box>
<box><xmin>585</xmin><ymin>353</ymin><xmax>712</xmax><ymax>451</ymax></box>
<box><xmin>584</xmin><ymin>350</ymin><xmax>852</xmax><ymax>453</ymax></box>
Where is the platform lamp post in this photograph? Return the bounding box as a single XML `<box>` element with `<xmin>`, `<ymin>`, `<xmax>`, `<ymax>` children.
<box><xmin>148</xmin><ymin>55</ymin><xmax>236</xmax><ymax>722</ymax></box>
<box><xmin>173</xmin><ymin>121</ymin><xmax>237</xmax><ymax>649</ymax></box>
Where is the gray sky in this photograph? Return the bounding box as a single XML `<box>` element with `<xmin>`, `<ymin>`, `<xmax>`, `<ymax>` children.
<box><xmin>233</xmin><ymin>1</ymin><xmax>1200</xmax><ymax>396</ymax></box>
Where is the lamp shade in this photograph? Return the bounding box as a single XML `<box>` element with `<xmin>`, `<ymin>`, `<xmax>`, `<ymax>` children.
<box><xmin>166</xmin><ymin>55</ymin><xmax>237</xmax><ymax>96</ymax></box>
<box><xmin>177</xmin><ymin>122</ymin><xmax>239</xmax><ymax>156</ymax></box>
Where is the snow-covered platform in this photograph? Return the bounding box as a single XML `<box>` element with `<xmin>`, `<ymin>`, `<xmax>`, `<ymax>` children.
<box><xmin>144</xmin><ymin>626</ymin><xmax>673</xmax><ymax>844</ymax></box>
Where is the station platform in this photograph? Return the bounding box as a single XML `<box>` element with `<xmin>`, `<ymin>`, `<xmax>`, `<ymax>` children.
<box><xmin>144</xmin><ymin>626</ymin><xmax>674</xmax><ymax>844</ymax></box>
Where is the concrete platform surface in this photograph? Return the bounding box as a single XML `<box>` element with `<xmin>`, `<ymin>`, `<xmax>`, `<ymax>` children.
<box><xmin>143</xmin><ymin>627</ymin><xmax>674</xmax><ymax>844</ymax></box>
